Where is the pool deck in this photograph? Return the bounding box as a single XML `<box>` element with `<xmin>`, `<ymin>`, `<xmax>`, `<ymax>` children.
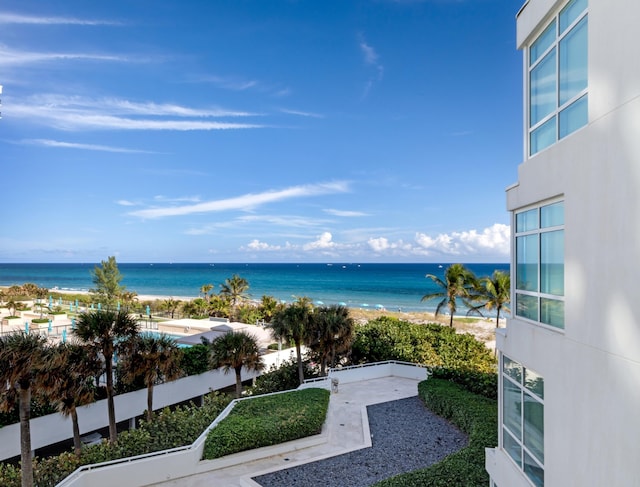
<box><xmin>149</xmin><ymin>376</ymin><xmax>420</xmax><ymax>487</ymax></box>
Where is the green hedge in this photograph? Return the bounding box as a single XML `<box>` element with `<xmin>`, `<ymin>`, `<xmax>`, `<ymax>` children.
<box><xmin>429</xmin><ymin>366</ymin><xmax>497</xmax><ymax>400</ymax></box>
<box><xmin>0</xmin><ymin>392</ymin><xmax>231</xmax><ymax>487</ymax></box>
<box><xmin>350</xmin><ymin>317</ymin><xmax>496</xmax><ymax>373</ymax></box>
<box><xmin>202</xmin><ymin>388</ymin><xmax>329</xmax><ymax>459</ymax></box>
<box><xmin>374</xmin><ymin>379</ymin><xmax>497</xmax><ymax>487</ymax></box>
<box><xmin>247</xmin><ymin>358</ymin><xmax>318</xmax><ymax>396</ymax></box>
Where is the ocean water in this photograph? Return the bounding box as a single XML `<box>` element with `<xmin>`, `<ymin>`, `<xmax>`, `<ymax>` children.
<box><xmin>0</xmin><ymin>263</ymin><xmax>509</xmax><ymax>314</ymax></box>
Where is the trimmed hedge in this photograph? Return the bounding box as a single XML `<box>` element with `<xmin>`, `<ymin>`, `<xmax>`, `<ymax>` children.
<box><xmin>247</xmin><ymin>358</ymin><xmax>318</xmax><ymax>396</ymax></box>
<box><xmin>202</xmin><ymin>388</ymin><xmax>329</xmax><ymax>459</ymax></box>
<box><xmin>0</xmin><ymin>392</ymin><xmax>231</xmax><ymax>487</ymax></box>
<box><xmin>374</xmin><ymin>378</ymin><xmax>497</xmax><ymax>487</ymax></box>
<box><xmin>429</xmin><ymin>366</ymin><xmax>498</xmax><ymax>400</ymax></box>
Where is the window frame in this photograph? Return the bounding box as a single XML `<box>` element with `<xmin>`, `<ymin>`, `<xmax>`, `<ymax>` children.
<box><xmin>527</xmin><ymin>0</ymin><xmax>588</xmax><ymax>156</ymax></box>
<box><xmin>513</xmin><ymin>199</ymin><xmax>565</xmax><ymax>330</ymax></box>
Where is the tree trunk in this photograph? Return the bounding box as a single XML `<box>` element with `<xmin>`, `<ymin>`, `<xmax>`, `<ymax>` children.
<box><xmin>71</xmin><ymin>407</ymin><xmax>82</xmax><ymax>456</ymax></box>
<box><xmin>449</xmin><ymin>313</ymin><xmax>454</xmax><ymax>327</ymax></box>
<box><xmin>105</xmin><ymin>354</ymin><xmax>118</xmax><ymax>443</ymax></box>
<box><xmin>234</xmin><ymin>367</ymin><xmax>243</xmax><ymax>398</ymax></box>
<box><xmin>295</xmin><ymin>342</ymin><xmax>304</xmax><ymax>385</ymax></box>
<box><xmin>146</xmin><ymin>383</ymin><xmax>154</xmax><ymax>421</ymax></box>
<box><xmin>19</xmin><ymin>386</ymin><xmax>33</xmax><ymax>487</ymax></box>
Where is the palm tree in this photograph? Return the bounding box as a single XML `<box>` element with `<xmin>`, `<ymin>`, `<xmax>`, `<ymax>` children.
<box><xmin>259</xmin><ymin>295</ymin><xmax>284</xmax><ymax>323</ymax></box>
<box><xmin>208</xmin><ymin>295</ymin><xmax>231</xmax><ymax>318</ymax></box>
<box><xmin>200</xmin><ymin>283</ymin><xmax>214</xmax><ymax>299</ymax></box>
<box><xmin>468</xmin><ymin>270</ymin><xmax>511</xmax><ymax>328</ymax></box>
<box><xmin>421</xmin><ymin>263</ymin><xmax>478</xmax><ymax>327</ymax></box>
<box><xmin>161</xmin><ymin>297</ymin><xmax>181</xmax><ymax>319</ymax></box>
<box><xmin>219</xmin><ymin>274</ymin><xmax>250</xmax><ymax>319</ymax></box>
<box><xmin>46</xmin><ymin>342</ymin><xmax>102</xmax><ymax>455</ymax></box>
<box><xmin>73</xmin><ymin>309</ymin><xmax>139</xmax><ymax>443</ymax></box>
<box><xmin>269</xmin><ymin>298</ymin><xmax>313</xmax><ymax>385</ymax></box>
<box><xmin>307</xmin><ymin>305</ymin><xmax>355</xmax><ymax>376</ymax></box>
<box><xmin>0</xmin><ymin>332</ymin><xmax>49</xmax><ymax>487</ymax></box>
<box><xmin>209</xmin><ymin>331</ymin><xmax>264</xmax><ymax>398</ymax></box>
<box><xmin>120</xmin><ymin>333</ymin><xmax>183</xmax><ymax>421</ymax></box>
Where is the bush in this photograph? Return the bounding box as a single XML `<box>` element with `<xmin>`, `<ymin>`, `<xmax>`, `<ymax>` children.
<box><xmin>0</xmin><ymin>392</ymin><xmax>232</xmax><ymax>487</ymax></box>
<box><xmin>374</xmin><ymin>379</ymin><xmax>497</xmax><ymax>487</ymax></box>
<box><xmin>181</xmin><ymin>343</ymin><xmax>211</xmax><ymax>376</ymax></box>
<box><xmin>247</xmin><ymin>358</ymin><xmax>318</xmax><ymax>396</ymax></box>
<box><xmin>350</xmin><ymin>317</ymin><xmax>496</xmax><ymax>373</ymax></box>
<box><xmin>429</xmin><ymin>367</ymin><xmax>498</xmax><ymax>400</ymax></box>
<box><xmin>202</xmin><ymin>388</ymin><xmax>329</xmax><ymax>459</ymax></box>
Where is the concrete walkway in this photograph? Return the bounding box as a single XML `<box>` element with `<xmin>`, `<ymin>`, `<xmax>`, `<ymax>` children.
<box><xmin>149</xmin><ymin>376</ymin><xmax>420</xmax><ymax>487</ymax></box>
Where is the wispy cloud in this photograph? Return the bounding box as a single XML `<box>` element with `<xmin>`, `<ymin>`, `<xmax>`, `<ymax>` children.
<box><xmin>116</xmin><ymin>200</ymin><xmax>138</xmax><ymax>206</ymax></box>
<box><xmin>0</xmin><ymin>12</ymin><xmax>121</xmax><ymax>25</ymax></box>
<box><xmin>190</xmin><ymin>74</ymin><xmax>259</xmax><ymax>91</ymax></box>
<box><xmin>279</xmin><ymin>108</ymin><xmax>324</xmax><ymax>119</ymax></box>
<box><xmin>9</xmin><ymin>95</ymin><xmax>263</xmax><ymax>131</ymax></box>
<box><xmin>324</xmin><ymin>208</ymin><xmax>369</xmax><ymax>217</ymax></box>
<box><xmin>0</xmin><ymin>45</ymin><xmax>128</xmax><ymax>67</ymax></box>
<box><xmin>129</xmin><ymin>181</ymin><xmax>350</xmax><ymax>219</ymax></box>
<box><xmin>17</xmin><ymin>138</ymin><xmax>157</xmax><ymax>153</ymax></box>
<box><xmin>358</xmin><ymin>33</ymin><xmax>384</xmax><ymax>98</ymax></box>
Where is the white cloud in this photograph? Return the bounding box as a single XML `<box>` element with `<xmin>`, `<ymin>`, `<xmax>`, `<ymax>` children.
<box><xmin>244</xmin><ymin>239</ymin><xmax>282</xmax><ymax>251</ymax></box>
<box><xmin>414</xmin><ymin>223</ymin><xmax>510</xmax><ymax>256</ymax></box>
<box><xmin>303</xmin><ymin>232</ymin><xmax>336</xmax><ymax>251</ymax></box>
<box><xmin>0</xmin><ymin>45</ymin><xmax>127</xmax><ymax>67</ymax></box>
<box><xmin>279</xmin><ymin>108</ymin><xmax>324</xmax><ymax>119</ymax></box>
<box><xmin>129</xmin><ymin>181</ymin><xmax>350</xmax><ymax>219</ymax></box>
<box><xmin>358</xmin><ymin>33</ymin><xmax>384</xmax><ymax>98</ymax></box>
<box><xmin>116</xmin><ymin>200</ymin><xmax>137</xmax><ymax>206</ymax></box>
<box><xmin>324</xmin><ymin>208</ymin><xmax>369</xmax><ymax>217</ymax></box>
<box><xmin>18</xmin><ymin>138</ymin><xmax>156</xmax><ymax>153</ymax></box>
<box><xmin>0</xmin><ymin>12</ymin><xmax>120</xmax><ymax>25</ymax></box>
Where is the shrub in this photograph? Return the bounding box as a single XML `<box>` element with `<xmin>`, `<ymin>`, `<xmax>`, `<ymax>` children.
<box><xmin>429</xmin><ymin>367</ymin><xmax>498</xmax><ymax>400</ymax></box>
<box><xmin>351</xmin><ymin>317</ymin><xmax>496</xmax><ymax>373</ymax></box>
<box><xmin>0</xmin><ymin>392</ymin><xmax>231</xmax><ymax>487</ymax></box>
<box><xmin>181</xmin><ymin>343</ymin><xmax>211</xmax><ymax>376</ymax></box>
<box><xmin>202</xmin><ymin>388</ymin><xmax>329</xmax><ymax>459</ymax></box>
<box><xmin>374</xmin><ymin>379</ymin><xmax>497</xmax><ymax>487</ymax></box>
<box><xmin>247</xmin><ymin>357</ymin><xmax>318</xmax><ymax>396</ymax></box>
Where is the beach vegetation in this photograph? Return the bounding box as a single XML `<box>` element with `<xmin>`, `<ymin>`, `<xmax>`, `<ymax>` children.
<box><xmin>209</xmin><ymin>331</ymin><xmax>265</xmax><ymax>398</ymax></box>
<box><xmin>268</xmin><ymin>298</ymin><xmax>313</xmax><ymax>385</ymax></box>
<box><xmin>306</xmin><ymin>304</ymin><xmax>355</xmax><ymax>376</ymax></box>
<box><xmin>200</xmin><ymin>283</ymin><xmax>214</xmax><ymax>299</ymax></box>
<box><xmin>202</xmin><ymin>388</ymin><xmax>329</xmax><ymax>460</ymax></box>
<box><xmin>181</xmin><ymin>343</ymin><xmax>211</xmax><ymax>375</ymax></box>
<box><xmin>90</xmin><ymin>256</ymin><xmax>125</xmax><ymax>306</ymax></box>
<box><xmin>160</xmin><ymin>297</ymin><xmax>181</xmax><ymax>318</ymax></box>
<box><xmin>350</xmin><ymin>317</ymin><xmax>495</xmax><ymax>373</ymax></box>
<box><xmin>118</xmin><ymin>333</ymin><xmax>183</xmax><ymax>421</ymax></box>
<box><xmin>467</xmin><ymin>270</ymin><xmax>511</xmax><ymax>328</ymax></box>
<box><xmin>44</xmin><ymin>342</ymin><xmax>102</xmax><ymax>455</ymax></box>
<box><xmin>247</xmin><ymin>357</ymin><xmax>318</xmax><ymax>395</ymax></box>
<box><xmin>219</xmin><ymin>274</ymin><xmax>250</xmax><ymax>320</ymax></box>
<box><xmin>206</xmin><ymin>294</ymin><xmax>231</xmax><ymax>318</ymax></box>
<box><xmin>374</xmin><ymin>378</ymin><xmax>497</xmax><ymax>487</ymax></box>
<box><xmin>0</xmin><ymin>331</ymin><xmax>50</xmax><ymax>487</ymax></box>
<box><xmin>74</xmin><ymin>309</ymin><xmax>139</xmax><ymax>443</ymax></box>
<box><xmin>258</xmin><ymin>295</ymin><xmax>285</xmax><ymax>323</ymax></box>
<box><xmin>422</xmin><ymin>263</ymin><xmax>478</xmax><ymax>327</ymax></box>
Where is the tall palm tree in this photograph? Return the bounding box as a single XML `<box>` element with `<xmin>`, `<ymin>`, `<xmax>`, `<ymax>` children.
<box><xmin>73</xmin><ymin>309</ymin><xmax>139</xmax><ymax>443</ymax></box>
<box><xmin>259</xmin><ymin>295</ymin><xmax>284</xmax><ymax>323</ymax></box>
<box><xmin>269</xmin><ymin>299</ymin><xmax>313</xmax><ymax>385</ymax></box>
<box><xmin>468</xmin><ymin>270</ymin><xmax>511</xmax><ymax>328</ymax></box>
<box><xmin>208</xmin><ymin>295</ymin><xmax>231</xmax><ymax>318</ymax></box>
<box><xmin>209</xmin><ymin>331</ymin><xmax>264</xmax><ymax>398</ymax></box>
<box><xmin>307</xmin><ymin>305</ymin><xmax>355</xmax><ymax>376</ymax></box>
<box><xmin>421</xmin><ymin>263</ymin><xmax>478</xmax><ymax>327</ymax></box>
<box><xmin>46</xmin><ymin>342</ymin><xmax>102</xmax><ymax>455</ymax></box>
<box><xmin>219</xmin><ymin>274</ymin><xmax>250</xmax><ymax>319</ymax></box>
<box><xmin>120</xmin><ymin>333</ymin><xmax>183</xmax><ymax>421</ymax></box>
<box><xmin>161</xmin><ymin>297</ymin><xmax>181</xmax><ymax>319</ymax></box>
<box><xmin>0</xmin><ymin>332</ymin><xmax>49</xmax><ymax>487</ymax></box>
<box><xmin>200</xmin><ymin>283</ymin><xmax>214</xmax><ymax>299</ymax></box>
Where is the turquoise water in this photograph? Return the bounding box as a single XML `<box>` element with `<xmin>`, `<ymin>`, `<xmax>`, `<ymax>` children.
<box><xmin>0</xmin><ymin>262</ymin><xmax>509</xmax><ymax>314</ymax></box>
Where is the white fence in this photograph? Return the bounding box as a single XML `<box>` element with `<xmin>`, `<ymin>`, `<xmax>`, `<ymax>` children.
<box><xmin>0</xmin><ymin>347</ymin><xmax>296</xmax><ymax>461</ymax></box>
<box><xmin>54</xmin><ymin>361</ymin><xmax>427</xmax><ymax>487</ymax></box>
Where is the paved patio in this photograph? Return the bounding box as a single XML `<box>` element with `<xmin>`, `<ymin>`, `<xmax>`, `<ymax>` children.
<box><xmin>149</xmin><ymin>376</ymin><xmax>421</xmax><ymax>487</ymax></box>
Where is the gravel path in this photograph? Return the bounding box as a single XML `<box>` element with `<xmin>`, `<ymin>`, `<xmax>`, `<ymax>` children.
<box><xmin>253</xmin><ymin>396</ymin><xmax>467</xmax><ymax>487</ymax></box>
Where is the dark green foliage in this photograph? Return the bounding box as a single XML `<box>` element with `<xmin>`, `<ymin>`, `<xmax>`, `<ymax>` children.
<box><xmin>350</xmin><ymin>317</ymin><xmax>496</xmax><ymax>372</ymax></box>
<box><xmin>0</xmin><ymin>393</ymin><xmax>231</xmax><ymax>487</ymax></box>
<box><xmin>247</xmin><ymin>358</ymin><xmax>318</xmax><ymax>395</ymax></box>
<box><xmin>429</xmin><ymin>367</ymin><xmax>498</xmax><ymax>400</ymax></box>
<box><xmin>181</xmin><ymin>343</ymin><xmax>211</xmax><ymax>376</ymax></box>
<box><xmin>202</xmin><ymin>388</ymin><xmax>329</xmax><ymax>460</ymax></box>
<box><xmin>374</xmin><ymin>379</ymin><xmax>497</xmax><ymax>487</ymax></box>
<box><xmin>0</xmin><ymin>399</ymin><xmax>56</xmax><ymax>428</ymax></box>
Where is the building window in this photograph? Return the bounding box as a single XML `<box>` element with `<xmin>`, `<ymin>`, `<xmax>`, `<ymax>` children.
<box><xmin>529</xmin><ymin>0</ymin><xmax>588</xmax><ymax>156</ymax></box>
<box><xmin>515</xmin><ymin>201</ymin><xmax>564</xmax><ymax>329</ymax></box>
<box><xmin>502</xmin><ymin>356</ymin><xmax>545</xmax><ymax>487</ymax></box>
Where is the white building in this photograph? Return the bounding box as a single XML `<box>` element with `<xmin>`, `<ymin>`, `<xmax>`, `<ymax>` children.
<box><xmin>486</xmin><ymin>0</ymin><xmax>640</xmax><ymax>486</ymax></box>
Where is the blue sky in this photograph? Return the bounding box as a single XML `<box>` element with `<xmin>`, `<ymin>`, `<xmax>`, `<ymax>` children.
<box><xmin>0</xmin><ymin>0</ymin><xmax>522</xmax><ymax>264</ymax></box>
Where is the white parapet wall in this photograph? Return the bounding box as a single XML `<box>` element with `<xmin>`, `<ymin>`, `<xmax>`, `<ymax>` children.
<box><xmin>55</xmin><ymin>361</ymin><xmax>427</xmax><ymax>487</ymax></box>
<box><xmin>0</xmin><ymin>347</ymin><xmax>296</xmax><ymax>461</ymax></box>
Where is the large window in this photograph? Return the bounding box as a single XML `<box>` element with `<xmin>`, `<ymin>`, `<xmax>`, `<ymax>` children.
<box><xmin>515</xmin><ymin>201</ymin><xmax>564</xmax><ymax>329</ymax></box>
<box><xmin>529</xmin><ymin>0</ymin><xmax>588</xmax><ymax>156</ymax></box>
<box><xmin>502</xmin><ymin>356</ymin><xmax>545</xmax><ymax>487</ymax></box>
